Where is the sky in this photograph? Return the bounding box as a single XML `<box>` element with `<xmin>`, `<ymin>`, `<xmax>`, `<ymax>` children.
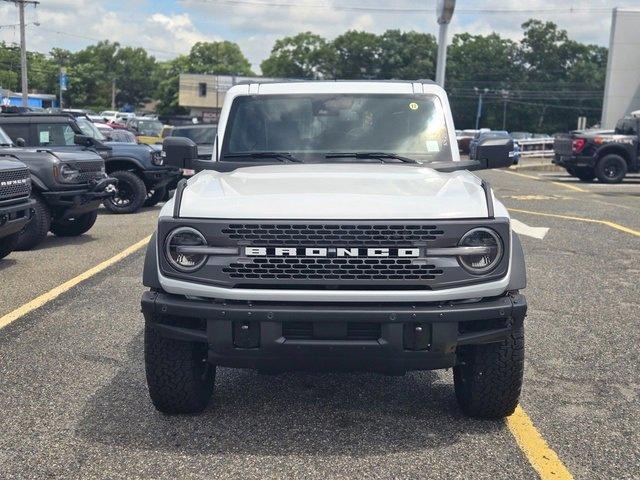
<box><xmin>0</xmin><ymin>0</ymin><xmax>638</xmax><ymax>72</ymax></box>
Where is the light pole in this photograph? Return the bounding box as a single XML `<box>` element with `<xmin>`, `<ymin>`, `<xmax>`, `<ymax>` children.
<box><xmin>501</xmin><ymin>89</ymin><xmax>509</xmax><ymax>130</ymax></box>
<box><xmin>474</xmin><ymin>87</ymin><xmax>489</xmax><ymax>130</ymax></box>
<box><xmin>435</xmin><ymin>0</ymin><xmax>456</xmax><ymax>87</ymax></box>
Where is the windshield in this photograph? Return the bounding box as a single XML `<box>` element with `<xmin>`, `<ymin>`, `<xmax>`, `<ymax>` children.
<box><xmin>0</xmin><ymin>126</ymin><xmax>13</xmax><ymax>145</ymax></box>
<box><xmin>76</xmin><ymin>117</ymin><xmax>106</xmax><ymax>141</ymax></box>
<box><xmin>172</xmin><ymin>126</ymin><xmax>216</xmax><ymax>145</ymax></box>
<box><xmin>222</xmin><ymin>94</ymin><xmax>452</xmax><ymax>162</ymax></box>
<box><xmin>137</xmin><ymin>120</ymin><xmax>163</xmax><ymax>136</ymax></box>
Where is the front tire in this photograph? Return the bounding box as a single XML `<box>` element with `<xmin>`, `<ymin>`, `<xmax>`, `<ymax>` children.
<box><xmin>596</xmin><ymin>154</ymin><xmax>627</xmax><ymax>184</ymax></box>
<box><xmin>453</xmin><ymin>324</ymin><xmax>524</xmax><ymax>419</ymax></box>
<box><xmin>145</xmin><ymin>318</ymin><xmax>215</xmax><ymax>414</ymax></box>
<box><xmin>103</xmin><ymin>170</ymin><xmax>147</xmax><ymax>214</ymax></box>
<box><xmin>15</xmin><ymin>194</ymin><xmax>50</xmax><ymax>251</ymax></box>
<box><xmin>50</xmin><ymin>210</ymin><xmax>98</xmax><ymax>237</ymax></box>
<box><xmin>0</xmin><ymin>232</ymin><xmax>19</xmax><ymax>260</ymax></box>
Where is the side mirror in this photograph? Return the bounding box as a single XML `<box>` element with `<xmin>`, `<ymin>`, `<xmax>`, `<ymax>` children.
<box><xmin>15</xmin><ymin>137</ymin><xmax>26</xmax><ymax>147</ymax></box>
<box><xmin>470</xmin><ymin>137</ymin><xmax>515</xmax><ymax>170</ymax></box>
<box><xmin>163</xmin><ymin>137</ymin><xmax>198</xmax><ymax>170</ymax></box>
<box><xmin>74</xmin><ymin>134</ymin><xmax>94</xmax><ymax>147</ymax></box>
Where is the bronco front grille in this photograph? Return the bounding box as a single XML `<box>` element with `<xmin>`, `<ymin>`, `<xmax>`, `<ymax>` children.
<box><xmin>0</xmin><ymin>168</ymin><xmax>30</xmax><ymax>201</ymax></box>
<box><xmin>74</xmin><ymin>161</ymin><xmax>104</xmax><ymax>183</ymax></box>
<box><xmin>223</xmin><ymin>257</ymin><xmax>444</xmax><ymax>282</ymax></box>
<box><xmin>221</xmin><ymin>224</ymin><xmax>445</xmax><ymax>247</ymax></box>
<box><xmin>283</xmin><ymin>322</ymin><xmax>381</xmax><ymax>341</ymax></box>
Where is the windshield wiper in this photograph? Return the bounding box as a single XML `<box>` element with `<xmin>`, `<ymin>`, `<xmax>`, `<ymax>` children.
<box><xmin>222</xmin><ymin>152</ymin><xmax>303</xmax><ymax>163</ymax></box>
<box><xmin>0</xmin><ymin>143</ymin><xmax>13</xmax><ymax>147</ymax></box>
<box><xmin>325</xmin><ymin>151</ymin><xmax>421</xmax><ymax>164</ymax></box>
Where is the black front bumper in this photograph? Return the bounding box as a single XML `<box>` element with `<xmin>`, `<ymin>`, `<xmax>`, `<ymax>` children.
<box><xmin>141</xmin><ymin>291</ymin><xmax>527</xmax><ymax>373</ymax></box>
<box><xmin>41</xmin><ymin>177</ymin><xmax>117</xmax><ymax>218</ymax></box>
<box><xmin>142</xmin><ymin>167</ymin><xmax>181</xmax><ymax>190</ymax></box>
<box><xmin>553</xmin><ymin>154</ymin><xmax>595</xmax><ymax>168</ymax></box>
<box><xmin>0</xmin><ymin>197</ymin><xmax>34</xmax><ymax>239</ymax></box>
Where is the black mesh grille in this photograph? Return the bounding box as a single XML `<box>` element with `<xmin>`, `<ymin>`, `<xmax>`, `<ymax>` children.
<box><xmin>73</xmin><ymin>161</ymin><xmax>104</xmax><ymax>183</ymax></box>
<box><xmin>282</xmin><ymin>322</ymin><xmax>381</xmax><ymax>340</ymax></box>
<box><xmin>222</xmin><ymin>224</ymin><xmax>445</xmax><ymax>247</ymax></box>
<box><xmin>0</xmin><ymin>168</ymin><xmax>30</xmax><ymax>200</ymax></box>
<box><xmin>223</xmin><ymin>257</ymin><xmax>443</xmax><ymax>281</ymax></box>
<box><xmin>553</xmin><ymin>138</ymin><xmax>573</xmax><ymax>155</ymax></box>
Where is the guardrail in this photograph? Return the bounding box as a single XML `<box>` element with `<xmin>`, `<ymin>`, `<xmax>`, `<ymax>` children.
<box><xmin>517</xmin><ymin>138</ymin><xmax>554</xmax><ymax>157</ymax></box>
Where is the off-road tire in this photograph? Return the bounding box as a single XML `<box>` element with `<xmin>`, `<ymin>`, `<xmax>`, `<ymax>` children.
<box><xmin>144</xmin><ymin>186</ymin><xmax>166</xmax><ymax>207</ymax></box>
<box><xmin>50</xmin><ymin>210</ymin><xmax>98</xmax><ymax>237</ymax></box>
<box><xmin>15</xmin><ymin>194</ymin><xmax>50</xmax><ymax>251</ymax></box>
<box><xmin>145</xmin><ymin>319</ymin><xmax>215</xmax><ymax>414</ymax></box>
<box><xmin>0</xmin><ymin>232</ymin><xmax>19</xmax><ymax>260</ymax></box>
<box><xmin>103</xmin><ymin>170</ymin><xmax>147</xmax><ymax>214</ymax></box>
<box><xmin>595</xmin><ymin>154</ymin><xmax>627</xmax><ymax>184</ymax></box>
<box><xmin>453</xmin><ymin>324</ymin><xmax>524</xmax><ymax>419</ymax></box>
<box><xmin>567</xmin><ymin>167</ymin><xmax>595</xmax><ymax>182</ymax></box>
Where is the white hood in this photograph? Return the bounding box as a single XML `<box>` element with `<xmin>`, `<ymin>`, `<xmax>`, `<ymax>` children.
<box><xmin>169</xmin><ymin>164</ymin><xmax>491</xmax><ymax>220</ymax></box>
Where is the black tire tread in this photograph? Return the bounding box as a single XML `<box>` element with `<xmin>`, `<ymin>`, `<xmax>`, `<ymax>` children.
<box><xmin>595</xmin><ymin>154</ymin><xmax>627</xmax><ymax>184</ymax></box>
<box><xmin>145</xmin><ymin>319</ymin><xmax>215</xmax><ymax>414</ymax></box>
<box><xmin>144</xmin><ymin>186</ymin><xmax>166</xmax><ymax>207</ymax></box>
<box><xmin>50</xmin><ymin>210</ymin><xmax>98</xmax><ymax>237</ymax></box>
<box><xmin>103</xmin><ymin>170</ymin><xmax>147</xmax><ymax>214</ymax></box>
<box><xmin>15</xmin><ymin>194</ymin><xmax>50</xmax><ymax>251</ymax></box>
<box><xmin>454</xmin><ymin>325</ymin><xmax>524</xmax><ymax>419</ymax></box>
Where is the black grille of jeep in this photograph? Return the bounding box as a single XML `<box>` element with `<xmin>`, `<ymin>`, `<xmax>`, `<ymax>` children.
<box><xmin>221</xmin><ymin>224</ymin><xmax>445</xmax><ymax>247</ymax></box>
<box><xmin>283</xmin><ymin>322</ymin><xmax>381</xmax><ymax>341</ymax></box>
<box><xmin>0</xmin><ymin>168</ymin><xmax>30</xmax><ymax>201</ymax></box>
<box><xmin>223</xmin><ymin>257</ymin><xmax>444</xmax><ymax>282</ymax></box>
<box><xmin>553</xmin><ymin>137</ymin><xmax>573</xmax><ymax>155</ymax></box>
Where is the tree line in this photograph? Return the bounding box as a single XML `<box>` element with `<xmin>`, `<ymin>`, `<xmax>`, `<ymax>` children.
<box><xmin>0</xmin><ymin>20</ymin><xmax>607</xmax><ymax>133</ymax></box>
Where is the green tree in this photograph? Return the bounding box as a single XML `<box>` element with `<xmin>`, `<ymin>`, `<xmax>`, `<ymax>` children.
<box><xmin>322</xmin><ymin>30</ymin><xmax>381</xmax><ymax>79</ymax></box>
<box><xmin>187</xmin><ymin>41</ymin><xmax>254</xmax><ymax>75</ymax></box>
<box><xmin>260</xmin><ymin>32</ymin><xmax>327</xmax><ymax>79</ymax></box>
<box><xmin>154</xmin><ymin>55</ymin><xmax>190</xmax><ymax>116</ymax></box>
<box><xmin>378</xmin><ymin>30</ymin><xmax>437</xmax><ymax>79</ymax></box>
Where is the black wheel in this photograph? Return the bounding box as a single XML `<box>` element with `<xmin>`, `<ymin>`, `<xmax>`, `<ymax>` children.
<box><xmin>50</xmin><ymin>210</ymin><xmax>98</xmax><ymax>237</ymax></box>
<box><xmin>453</xmin><ymin>324</ymin><xmax>524</xmax><ymax>419</ymax></box>
<box><xmin>15</xmin><ymin>194</ymin><xmax>50</xmax><ymax>251</ymax></box>
<box><xmin>0</xmin><ymin>232</ymin><xmax>19</xmax><ymax>260</ymax></box>
<box><xmin>145</xmin><ymin>318</ymin><xmax>215</xmax><ymax>414</ymax></box>
<box><xmin>103</xmin><ymin>170</ymin><xmax>147</xmax><ymax>214</ymax></box>
<box><xmin>596</xmin><ymin>154</ymin><xmax>627</xmax><ymax>184</ymax></box>
<box><xmin>570</xmin><ymin>167</ymin><xmax>595</xmax><ymax>182</ymax></box>
<box><xmin>144</xmin><ymin>186</ymin><xmax>167</xmax><ymax>207</ymax></box>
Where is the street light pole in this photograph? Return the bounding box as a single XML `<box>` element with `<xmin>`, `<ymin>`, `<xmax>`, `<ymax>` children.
<box><xmin>5</xmin><ymin>0</ymin><xmax>40</xmax><ymax>106</ymax></box>
<box><xmin>435</xmin><ymin>0</ymin><xmax>456</xmax><ymax>87</ymax></box>
<box><xmin>474</xmin><ymin>87</ymin><xmax>489</xmax><ymax>130</ymax></box>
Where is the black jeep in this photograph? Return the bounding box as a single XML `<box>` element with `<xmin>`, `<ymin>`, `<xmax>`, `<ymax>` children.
<box><xmin>0</xmin><ymin>126</ymin><xmax>116</xmax><ymax>250</ymax></box>
<box><xmin>0</xmin><ymin>114</ymin><xmax>181</xmax><ymax>213</ymax></box>
<box><xmin>0</xmin><ymin>157</ymin><xmax>34</xmax><ymax>259</ymax></box>
<box><xmin>553</xmin><ymin>115</ymin><xmax>640</xmax><ymax>183</ymax></box>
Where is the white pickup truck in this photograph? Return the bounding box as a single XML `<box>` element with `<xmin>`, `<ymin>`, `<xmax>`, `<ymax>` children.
<box><xmin>143</xmin><ymin>80</ymin><xmax>527</xmax><ymax>419</ymax></box>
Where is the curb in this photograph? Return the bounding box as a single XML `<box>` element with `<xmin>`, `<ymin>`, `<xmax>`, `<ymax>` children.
<box><xmin>509</xmin><ymin>162</ymin><xmax>564</xmax><ymax>173</ymax></box>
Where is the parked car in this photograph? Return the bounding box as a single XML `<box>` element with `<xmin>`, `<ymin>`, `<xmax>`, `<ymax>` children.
<box><xmin>469</xmin><ymin>130</ymin><xmax>520</xmax><ymax>164</ymax></box>
<box><xmin>99</xmin><ymin>110</ymin><xmax>118</xmax><ymax>122</ymax></box>
<box><xmin>148</xmin><ymin>80</ymin><xmax>525</xmax><ymax>418</ymax></box>
<box><xmin>0</xmin><ymin>124</ymin><xmax>116</xmax><ymax>250</ymax></box>
<box><xmin>126</xmin><ymin>117</ymin><xmax>164</xmax><ymax>145</ymax></box>
<box><xmin>164</xmin><ymin>124</ymin><xmax>217</xmax><ymax>159</ymax></box>
<box><xmin>0</xmin><ymin>113</ymin><xmax>180</xmax><ymax>213</ymax></box>
<box><xmin>0</xmin><ymin>156</ymin><xmax>34</xmax><ymax>259</ymax></box>
<box><xmin>553</xmin><ymin>115</ymin><xmax>640</xmax><ymax>183</ymax></box>
<box><xmin>98</xmin><ymin>125</ymin><xmax>137</xmax><ymax>144</ymax></box>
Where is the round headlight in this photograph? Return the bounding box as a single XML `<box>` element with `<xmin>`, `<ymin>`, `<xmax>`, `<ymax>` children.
<box><xmin>59</xmin><ymin>164</ymin><xmax>80</xmax><ymax>182</ymax></box>
<box><xmin>165</xmin><ymin>227</ymin><xmax>208</xmax><ymax>272</ymax></box>
<box><xmin>457</xmin><ymin>227</ymin><xmax>503</xmax><ymax>274</ymax></box>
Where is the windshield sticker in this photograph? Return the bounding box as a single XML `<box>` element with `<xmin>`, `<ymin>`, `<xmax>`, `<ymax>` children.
<box><xmin>426</xmin><ymin>140</ymin><xmax>440</xmax><ymax>152</ymax></box>
<box><xmin>39</xmin><ymin>131</ymin><xmax>50</xmax><ymax>144</ymax></box>
<box><xmin>409</xmin><ymin>102</ymin><xmax>419</xmax><ymax>111</ymax></box>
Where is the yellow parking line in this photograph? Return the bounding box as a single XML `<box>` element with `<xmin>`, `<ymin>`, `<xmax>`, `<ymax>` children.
<box><xmin>507</xmin><ymin>406</ymin><xmax>574</xmax><ymax>479</ymax></box>
<box><xmin>502</xmin><ymin>170</ymin><xmax>588</xmax><ymax>193</ymax></box>
<box><xmin>508</xmin><ymin>208</ymin><xmax>640</xmax><ymax>237</ymax></box>
<box><xmin>0</xmin><ymin>235</ymin><xmax>152</xmax><ymax>331</ymax></box>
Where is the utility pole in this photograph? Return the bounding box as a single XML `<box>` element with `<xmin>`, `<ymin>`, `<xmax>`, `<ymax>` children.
<box><xmin>474</xmin><ymin>87</ymin><xmax>489</xmax><ymax>130</ymax></box>
<box><xmin>501</xmin><ymin>89</ymin><xmax>509</xmax><ymax>130</ymax></box>
<box><xmin>111</xmin><ymin>78</ymin><xmax>116</xmax><ymax>109</ymax></box>
<box><xmin>435</xmin><ymin>0</ymin><xmax>456</xmax><ymax>87</ymax></box>
<box><xmin>5</xmin><ymin>1</ymin><xmax>40</xmax><ymax>106</ymax></box>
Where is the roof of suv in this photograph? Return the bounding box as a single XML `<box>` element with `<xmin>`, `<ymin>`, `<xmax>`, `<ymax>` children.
<box><xmin>0</xmin><ymin>114</ymin><xmax>76</xmax><ymax>124</ymax></box>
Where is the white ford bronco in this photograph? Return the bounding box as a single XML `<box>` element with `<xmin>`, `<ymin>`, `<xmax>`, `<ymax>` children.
<box><xmin>143</xmin><ymin>80</ymin><xmax>527</xmax><ymax>418</ymax></box>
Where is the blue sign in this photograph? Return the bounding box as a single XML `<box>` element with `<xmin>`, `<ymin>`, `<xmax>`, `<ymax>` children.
<box><xmin>60</xmin><ymin>73</ymin><xmax>68</xmax><ymax>91</ymax></box>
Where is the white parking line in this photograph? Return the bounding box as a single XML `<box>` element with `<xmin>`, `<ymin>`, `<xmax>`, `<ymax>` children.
<box><xmin>511</xmin><ymin>218</ymin><xmax>549</xmax><ymax>240</ymax></box>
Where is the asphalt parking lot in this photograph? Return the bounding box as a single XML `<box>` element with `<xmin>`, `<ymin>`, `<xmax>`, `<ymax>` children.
<box><xmin>0</xmin><ymin>170</ymin><xmax>638</xmax><ymax>480</ymax></box>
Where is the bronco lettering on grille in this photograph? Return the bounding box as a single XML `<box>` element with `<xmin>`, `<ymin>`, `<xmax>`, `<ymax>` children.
<box><xmin>244</xmin><ymin>247</ymin><xmax>420</xmax><ymax>258</ymax></box>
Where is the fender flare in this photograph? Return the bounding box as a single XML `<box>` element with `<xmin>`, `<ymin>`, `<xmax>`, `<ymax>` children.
<box><xmin>105</xmin><ymin>156</ymin><xmax>147</xmax><ymax>172</ymax></box>
<box><xmin>507</xmin><ymin>231</ymin><xmax>527</xmax><ymax>291</ymax></box>
<box><xmin>143</xmin><ymin>232</ymin><xmax>162</xmax><ymax>289</ymax></box>
<box><xmin>29</xmin><ymin>173</ymin><xmax>49</xmax><ymax>192</ymax></box>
